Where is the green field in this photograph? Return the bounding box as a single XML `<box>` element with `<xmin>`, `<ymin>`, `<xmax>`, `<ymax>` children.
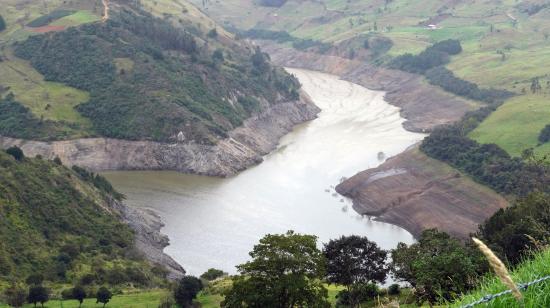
<box><xmin>470</xmin><ymin>94</ymin><xmax>550</xmax><ymax>157</ymax></box>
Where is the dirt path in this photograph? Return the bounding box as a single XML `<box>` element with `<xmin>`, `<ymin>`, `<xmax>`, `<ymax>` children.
<box><xmin>102</xmin><ymin>0</ymin><xmax>110</xmax><ymax>22</ymax></box>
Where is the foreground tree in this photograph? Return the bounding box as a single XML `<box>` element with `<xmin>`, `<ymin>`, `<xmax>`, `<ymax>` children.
<box><xmin>4</xmin><ymin>283</ymin><xmax>26</xmax><ymax>308</ymax></box>
<box><xmin>174</xmin><ymin>276</ymin><xmax>203</xmax><ymax>307</ymax></box>
<box><xmin>323</xmin><ymin>235</ymin><xmax>388</xmax><ymax>307</ymax></box>
<box><xmin>96</xmin><ymin>287</ymin><xmax>112</xmax><ymax>308</ymax></box>
<box><xmin>72</xmin><ymin>286</ymin><xmax>87</xmax><ymax>308</ymax></box>
<box><xmin>27</xmin><ymin>286</ymin><xmax>49</xmax><ymax>308</ymax></box>
<box><xmin>391</xmin><ymin>229</ymin><xmax>481</xmax><ymax>306</ymax></box>
<box><xmin>223</xmin><ymin>231</ymin><xmax>330</xmax><ymax>308</ymax></box>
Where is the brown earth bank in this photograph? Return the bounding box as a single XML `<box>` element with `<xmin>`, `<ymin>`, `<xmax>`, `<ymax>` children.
<box><xmin>259</xmin><ymin>41</ymin><xmax>477</xmax><ymax>133</ymax></box>
<box><xmin>0</xmin><ymin>95</ymin><xmax>319</xmax><ymax>177</ymax></box>
<box><xmin>336</xmin><ymin>147</ymin><xmax>509</xmax><ymax>239</ymax></box>
<box><xmin>259</xmin><ymin>41</ymin><xmax>508</xmax><ymax>238</ymax></box>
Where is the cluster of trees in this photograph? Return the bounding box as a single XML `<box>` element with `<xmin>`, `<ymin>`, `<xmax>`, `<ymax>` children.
<box><xmin>389</xmin><ymin>39</ymin><xmax>462</xmax><ymax>74</ymax></box>
<box><xmin>4</xmin><ymin>278</ymin><xmax>113</xmax><ymax>308</ymax></box>
<box><xmin>208</xmin><ymin>230</ymin><xmax>488</xmax><ymax>307</ymax></box>
<box><xmin>26</xmin><ymin>10</ymin><xmax>74</xmax><ymax>28</ymax></box>
<box><xmin>421</xmin><ymin>125</ymin><xmax>548</xmax><ymax>196</ymax></box>
<box><xmin>389</xmin><ymin>39</ymin><xmax>513</xmax><ymax>103</ymax></box>
<box><xmin>241</xmin><ymin>28</ymin><xmax>332</xmax><ymax>53</ymax></box>
<box><xmin>72</xmin><ymin>165</ymin><xmax>124</xmax><ymax>200</ymax></box>
<box><xmin>13</xmin><ymin>5</ymin><xmax>301</xmax><ymax>143</ymax></box>
<box><xmin>425</xmin><ymin>67</ymin><xmax>512</xmax><ymax>103</ymax></box>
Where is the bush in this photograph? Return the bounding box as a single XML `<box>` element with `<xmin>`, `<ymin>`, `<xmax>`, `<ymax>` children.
<box><xmin>200</xmin><ymin>268</ymin><xmax>226</xmax><ymax>281</ymax></box>
<box><xmin>6</xmin><ymin>146</ymin><xmax>24</xmax><ymax>161</ymax></box>
<box><xmin>388</xmin><ymin>284</ymin><xmax>400</xmax><ymax>295</ymax></box>
<box><xmin>538</xmin><ymin>124</ymin><xmax>550</xmax><ymax>144</ymax></box>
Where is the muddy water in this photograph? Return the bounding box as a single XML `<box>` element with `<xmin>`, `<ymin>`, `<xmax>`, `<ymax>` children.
<box><xmin>104</xmin><ymin>69</ymin><xmax>425</xmax><ymax>275</ymax></box>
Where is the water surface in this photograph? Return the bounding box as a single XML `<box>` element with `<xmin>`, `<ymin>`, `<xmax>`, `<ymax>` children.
<box><xmin>105</xmin><ymin>69</ymin><xmax>424</xmax><ymax>275</ymax></box>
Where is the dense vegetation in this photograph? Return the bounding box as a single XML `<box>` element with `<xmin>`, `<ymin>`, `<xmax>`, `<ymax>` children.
<box><xmin>421</xmin><ymin>125</ymin><xmax>548</xmax><ymax>197</ymax></box>
<box><xmin>13</xmin><ymin>7</ymin><xmax>300</xmax><ymax>143</ymax></box>
<box><xmin>539</xmin><ymin>124</ymin><xmax>550</xmax><ymax>144</ymax></box>
<box><xmin>389</xmin><ymin>40</ymin><xmax>513</xmax><ymax>103</ymax></box>
<box><xmin>26</xmin><ymin>10</ymin><xmax>75</xmax><ymax>28</ymax></box>
<box><xmin>425</xmin><ymin>67</ymin><xmax>513</xmax><ymax>104</ymax></box>
<box><xmin>389</xmin><ymin>39</ymin><xmax>462</xmax><ymax>74</ymax></box>
<box><xmin>0</xmin><ymin>94</ymin><xmax>76</xmax><ymax>141</ymax></box>
<box><xmin>0</xmin><ymin>149</ymin><xmax>167</xmax><ymax>287</ymax></box>
<box><xmin>239</xmin><ymin>29</ymin><xmax>332</xmax><ymax>53</ymax></box>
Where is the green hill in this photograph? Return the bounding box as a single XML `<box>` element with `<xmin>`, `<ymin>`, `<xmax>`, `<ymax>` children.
<box><xmin>0</xmin><ymin>149</ymin><xmax>167</xmax><ymax>288</ymax></box>
<box><xmin>453</xmin><ymin>248</ymin><xmax>550</xmax><ymax>307</ymax></box>
<box><xmin>194</xmin><ymin>0</ymin><xmax>550</xmax><ymax>156</ymax></box>
<box><xmin>0</xmin><ymin>0</ymin><xmax>300</xmax><ymax>144</ymax></box>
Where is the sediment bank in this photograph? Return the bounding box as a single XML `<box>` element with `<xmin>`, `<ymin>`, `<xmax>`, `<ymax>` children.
<box><xmin>0</xmin><ymin>96</ymin><xmax>319</xmax><ymax>177</ymax></box>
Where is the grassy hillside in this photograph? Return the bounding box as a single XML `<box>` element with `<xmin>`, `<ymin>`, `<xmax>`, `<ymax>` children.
<box><xmin>194</xmin><ymin>0</ymin><xmax>550</xmax><ymax>156</ymax></box>
<box><xmin>0</xmin><ymin>0</ymin><xmax>301</xmax><ymax>143</ymax></box>
<box><xmin>0</xmin><ymin>149</ymin><xmax>167</xmax><ymax>289</ymax></box>
<box><xmin>453</xmin><ymin>248</ymin><xmax>550</xmax><ymax>307</ymax></box>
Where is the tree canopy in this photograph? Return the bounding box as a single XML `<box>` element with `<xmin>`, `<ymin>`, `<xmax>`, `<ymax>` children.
<box><xmin>222</xmin><ymin>231</ymin><xmax>330</xmax><ymax>308</ymax></box>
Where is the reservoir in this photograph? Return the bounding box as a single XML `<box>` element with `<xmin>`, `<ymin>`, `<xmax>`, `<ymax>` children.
<box><xmin>105</xmin><ymin>69</ymin><xmax>424</xmax><ymax>275</ymax></box>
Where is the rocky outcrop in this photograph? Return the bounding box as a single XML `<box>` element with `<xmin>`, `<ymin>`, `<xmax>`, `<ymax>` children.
<box><xmin>259</xmin><ymin>41</ymin><xmax>476</xmax><ymax>133</ymax></box>
<box><xmin>114</xmin><ymin>200</ymin><xmax>186</xmax><ymax>280</ymax></box>
<box><xmin>0</xmin><ymin>96</ymin><xmax>319</xmax><ymax>176</ymax></box>
<box><xmin>336</xmin><ymin>147</ymin><xmax>509</xmax><ymax>239</ymax></box>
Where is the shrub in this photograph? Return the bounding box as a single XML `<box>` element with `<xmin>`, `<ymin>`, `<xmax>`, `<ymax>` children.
<box><xmin>538</xmin><ymin>124</ymin><xmax>550</xmax><ymax>143</ymax></box>
<box><xmin>388</xmin><ymin>284</ymin><xmax>400</xmax><ymax>295</ymax></box>
<box><xmin>200</xmin><ymin>268</ymin><xmax>226</xmax><ymax>281</ymax></box>
<box><xmin>6</xmin><ymin>146</ymin><xmax>24</xmax><ymax>161</ymax></box>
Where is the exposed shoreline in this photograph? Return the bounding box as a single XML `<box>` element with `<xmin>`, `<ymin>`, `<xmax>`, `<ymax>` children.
<box><xmin>0</xmin><ymin>95</ymin><xmax>319</xmax><ymax>177</ymax></box>
<box><xmin>259</xmin><ymin>42</ymin><xmax>509</xmax><ymax>239</ymax></box>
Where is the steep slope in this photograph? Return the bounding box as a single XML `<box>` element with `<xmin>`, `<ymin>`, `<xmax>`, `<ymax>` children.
<box><xmin>0</xmin><ymin>0</ymin><xmax>319</xmax><ymax>174</ymax></box>
<box><xmin>0</xmin><ymin>149</ymin><xmax>183</xmax><ymax>285</ymax></box>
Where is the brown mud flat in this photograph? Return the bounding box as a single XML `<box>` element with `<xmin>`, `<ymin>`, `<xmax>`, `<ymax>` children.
<box><xmin>260</xmin><ymin>41</ymin><xmax>477</xmax><ymax>133</ymax></box>
<box><xmin>259</xmin><ymin>41</ymin><xmax>507</xmax><ymax>238</ymax></box>
<box><xmin>28</xmin><ymin>25</ymin><xmax>66</xmax><ymax>33</ymax></box>
<box><xmin>336</xmin><ymin>147</ymin><xmax>509</xmax><ymax>239</ymax></box>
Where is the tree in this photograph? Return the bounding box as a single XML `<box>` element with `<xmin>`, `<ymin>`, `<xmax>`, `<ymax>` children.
<box><xmin>6</xmin><ymin>146</ymin><xmax>24</xmax><ymax>161</ymax></box>
<box><xmin>72</xmin><ymin>286</ymin><xmax>87</xmax><ymax>308</ymax></box>
<box><xmin>0</xmin><ymin>15</ymin><xmax>6</xmax><ymax>32</ymax></box>
<box><xmin>174</xmin><ymin>276</ymin><xmax>203</xmax><ymax>307</ymax></box>
<box><xmin>207</xmin><ymin>28</ymin><xmax>218</xmax><ymax>38</ymax></box>
<box><xmin>222</xmin><ymin>230</ymin><xmax>330</xmax><ymax>308</ymax></box>
<box><xmin>96</xmin><ymin>287</ymin><xmax>112</xmax><ymax>308</ymax></box>
<box><xmin>200</xmin><ymin>268</ymin><xmax>226</xmax><ymax>281</ymax></box>
<box><xmin>212</xmin><ymin>49</ymin><xmax>224</xmax><ymax>63</ymax></box>
<box><xmin>4</xmin><ymin>283</ymin><xmax>26</xmax><ymax>308</ymax></box>
<box><xmin>323</xmin><ymin>235</ymin><xmax>388</xmax><ymax>306</ymax></box>
<box><xmin>390</xmin><ymin>229</ymin><xmax>481</xmax><ymax>305</ymax></box>
<box><xmin>539</xmin><ymin>124</ymin><xmax>550</xmax><ymax>144</ymax></box>
<box><xmin>27</xmin><ymin>286</ymin><xmax>49</xmax><ymax>308</ymax></box>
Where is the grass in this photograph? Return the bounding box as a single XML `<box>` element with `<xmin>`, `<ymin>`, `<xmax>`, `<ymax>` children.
<box><xmin>0</xmin><ymin>49</ymin><xmax>92</xmax><ymax>136</ymax></box>
<box><xmin>469</xmin><ymin>94</ymin><xmax>550</xmax><ymax>157</ymax></box>
<box><xmin>452</xmin><ymin>249</ymin><xmax>550</xmax><ymax>307</ymax></box>
<box><xmin>0</xmin><ymin>290</ymin><xmax>169</xmax><ymax>308</ymax></box>
<box><xmin>50</xmin><ymin>10</ymin><xmax>101</xmax><ymax>27</ymax></box>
